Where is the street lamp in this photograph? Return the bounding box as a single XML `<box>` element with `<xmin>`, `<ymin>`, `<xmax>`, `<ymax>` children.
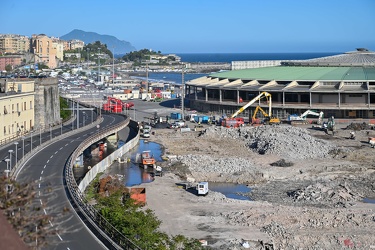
<box><xmin>22</xmin><ymin>136</ymin><xmax>25</xmax><ymax>158</ymax></box>
<box><xmin>50</xmin><ymin>124</ymin><xmax>52</xmax><ymax>140</ymax></box>
<box><xmin>31</xmin><ymin>130</ymin><xmax>33</xmax><ymax>151</ymax></box>
<box><xmin>14</xmin><ymin>142</ymin><xmax>18</xmax><ymax>167</ymax></box>
<box><xmin>4</xmin><ymin>159</ymin><xmax>10</xmax><ymax>178</ymax></box>
<box><xmin>8</xmin><ymin>150</ymin><xmax>13</xmax><ymax>170</ymax></box>
<box><xmin>60</xmin><ymin>118</ymin><xmax>63</xmax><ymax>135</ymax></box>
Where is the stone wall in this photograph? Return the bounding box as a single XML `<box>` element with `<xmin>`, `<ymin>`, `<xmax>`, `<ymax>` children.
<box><xmin>34</xmin><ymin>78</ymin><xmax>61</xmax><ymax>129</ymax></box>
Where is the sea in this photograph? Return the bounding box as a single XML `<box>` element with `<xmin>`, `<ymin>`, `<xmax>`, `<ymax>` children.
<box><xmin>130</xmin><ymin>52</ymin><xmax>342</xmax><ymax>85</ymax></box>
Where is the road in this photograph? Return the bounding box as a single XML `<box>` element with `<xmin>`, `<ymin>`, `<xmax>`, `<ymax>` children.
<box><xmin>2</xmin><ymin>110</ymin><xmax>125</xmax><ymax>250</ymax></box>
<box><xmin>0</xmin><ymin>98</ymin><xmax>182</xmax><ymax>249</ymax></box>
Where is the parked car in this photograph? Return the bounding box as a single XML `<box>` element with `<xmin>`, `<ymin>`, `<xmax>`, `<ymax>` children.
<box><xmin>142</xmin><ymin>131</ymin><xmax>150</xmax><ymax>138</ymax></box>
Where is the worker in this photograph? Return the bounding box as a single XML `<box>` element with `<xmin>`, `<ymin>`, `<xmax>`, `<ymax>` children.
<box><xmin>350</xmin><ymin>131</ymin><xmax>356</xmax><ymax>139</ymax></box>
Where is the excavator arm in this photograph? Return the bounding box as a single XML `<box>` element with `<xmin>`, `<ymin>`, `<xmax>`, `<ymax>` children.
<box><xmin>231</xmin><ymin>91</ymin><xmax>272</xmax><ymax>118</ymax></box>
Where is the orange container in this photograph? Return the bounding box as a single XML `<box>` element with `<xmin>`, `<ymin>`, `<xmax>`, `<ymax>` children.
<box><xmin>130</xmin><ymin>188</ymin><xmax>146</xmax><ymax>205</ymax></box>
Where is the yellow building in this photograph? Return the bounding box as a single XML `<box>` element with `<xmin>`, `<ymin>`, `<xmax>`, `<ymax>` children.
<box><xmin>0</xmin><ymin>80</ymin><xmax>35</xmax><ymax>144</ymax></box>
<box><xmin>0</xmin><ymin>34</ymin><xmax>30</xmax><ymax>54</ymax></box>
<box><xmin>31</xmin><ymin>34</ymin><xmax>57</xmax><ymax>69</ymax></box>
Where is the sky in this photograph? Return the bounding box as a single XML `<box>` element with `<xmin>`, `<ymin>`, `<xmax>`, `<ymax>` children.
<box><xmin>1</xmin><ymin>0</ymin><xmax>374</xmax><ymax>53</ymax></box>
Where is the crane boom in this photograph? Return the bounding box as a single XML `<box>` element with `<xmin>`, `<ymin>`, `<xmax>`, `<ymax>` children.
<box><xmin>231</xmin><ymin>91</ymin><xmax>272</xmax><ymax>118</ymax></box>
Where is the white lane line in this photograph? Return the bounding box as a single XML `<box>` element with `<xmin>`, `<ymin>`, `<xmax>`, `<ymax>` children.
<box><xmin>38</xmin><ymin>191</ymin><xmax>40</xmax><ymax>196</ymax></box>
<box><xmin>43</xmin><ymin>209</ymin><xmax>47</xmax><ymax>215</ymax></box>
<box><xmin>38</xmin><ymin>183</ymin><xmax>41</xmax><ymax>188</ymax></box>
<box><xmin>47</xmin><ymin>160</ymin><xmax>50</xmax><ymax>164</ymax></box>
<box><xmin>55</xmin><ymin>151</ymin><xmax>58</xmax><ymax>154</ymax></box>
<box><xmin>50</xmin><ymin>155</ymin><xmax>54</xmax><ymax>159</ymax></box>
<box><xmin>39</xmin><ymin>199</ymin><xmax>43</xmax><ymax>205</ymax></box>
<box><xmin>60</xmin><ymin>147</ymin><xmax>63</xmax><ymax>150</ymax></box>
<box><xmin>57</xmin><ymin>233</ymin><xmax>63</xmax><ymax>241</ymax></box>
<box><xmin>39</xmin><ymin>176</ymin><xmax>42</xmax><ymax>181</ymax></box>
<box><xmin>44</xmin><ymin>165</ymin><xmax>46</xmax><ymax>169</ymax></box>
<box><xmin>41</xmin><ymin>170</ymin><xmax>43</xmax><ymax>175</ymax></box>
<box><xmin>49</xmin><ymin>220</ymin><xmax>54</xmax><ymax>227</ymax></box>
<box><xmin>65</xmin><ymin>143</ymin><xmax>69</xmax><ymax>146</ymax></box>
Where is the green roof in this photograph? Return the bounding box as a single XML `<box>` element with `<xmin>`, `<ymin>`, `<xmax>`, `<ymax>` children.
<box><xmin>210</xmin><ymin>66</ymin><xmax>375</xmax><ymax>81</ymax></box>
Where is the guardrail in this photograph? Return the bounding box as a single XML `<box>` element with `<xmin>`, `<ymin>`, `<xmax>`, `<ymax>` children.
<box><xmin>64</xmin><ymin>115</ymin><xmax>142</xmax><ymax>250</ymax></box>
<box><xmin>11</xmin><ymin>115</ymin><xmax>103</xmax><ymax>179</ymax></box>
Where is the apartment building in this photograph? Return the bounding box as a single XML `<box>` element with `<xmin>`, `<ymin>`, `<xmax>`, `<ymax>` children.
<box><xmin>31</xmin><ymin>34</ymin><xmax>57</xmax><ymax>69</ymax></box>
<box><xmin>0</xmin><ymin>80</ymin><xmax>35</xmax><ymax>144</ymax></box>
<box><xmin>0</xmin><ymin>34</ymin><xmax>30</xmax><ymax>54</ymax></box>
<box><xmin>0</xmin><ymin>55</ymin><xmax>23</xmax><ymax>71</ymax></box>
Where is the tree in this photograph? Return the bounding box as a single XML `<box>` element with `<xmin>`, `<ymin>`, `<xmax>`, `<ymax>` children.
<box><xmin>5</xmin><ymin>64</ymin><xmax>12</xmax><ymax>72</ymax></box>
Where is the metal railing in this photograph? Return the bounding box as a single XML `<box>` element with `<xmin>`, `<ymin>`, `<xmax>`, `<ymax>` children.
<box><xmin>64</xmin><ymin>115</ymin><xmax>142</xmax><ymax>250</ymax></box>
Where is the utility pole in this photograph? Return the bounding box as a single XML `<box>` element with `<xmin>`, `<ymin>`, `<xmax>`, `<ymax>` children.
<box><xmin>112</xmin><ymin>47</ymin><xmax>115</xmax><ymax>89</ymax></box>
<box><xmin>146</xmin><ymin>63</ymin><xmax>148</xmax><ymax>98</ymax></box>
<box><xmin>181</xmin><ymin>64</ymin><xmax>185</xmax><ymax>120</ymax></box>
<box><xmin>98</xmin><ymin>48</ymin><xmax>101</xmax><ymax>86</ymax></box>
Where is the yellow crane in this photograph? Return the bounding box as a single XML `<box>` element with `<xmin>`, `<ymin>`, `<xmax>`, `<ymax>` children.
<box><xmin>231</xmin><ymin>91</ymin><xmax>272</xmax><ymax>118</ymax></box>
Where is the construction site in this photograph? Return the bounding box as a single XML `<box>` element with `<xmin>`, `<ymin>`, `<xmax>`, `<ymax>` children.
<box><xmin>132</xmin><ymin>87</ymin><xmax>375</xmax><ymax>249</ymax></box>
<box><xmin>143</xmin><ymin>118</ymin><xmax>375</xmax><ymax>249</ymax></box>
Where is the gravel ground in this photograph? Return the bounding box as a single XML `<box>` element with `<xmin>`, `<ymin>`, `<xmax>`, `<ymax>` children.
<box><xmin>141</xmin><ymin>122</ymin><xmax>375</xmax><ymax>249</ymax></box>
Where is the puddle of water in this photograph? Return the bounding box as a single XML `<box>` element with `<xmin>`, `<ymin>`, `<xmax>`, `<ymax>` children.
<box><xmin>208</xmin><ymin>182</ymin><xmax>251</xmax><ymax>201</ymax></box>
<box><xmin>363</xmin><ymin>198</ymin><xmax>375</xmax><ymax>204</ymax></box>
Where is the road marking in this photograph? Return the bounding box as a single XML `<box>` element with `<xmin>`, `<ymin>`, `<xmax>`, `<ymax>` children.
<box><xmin>49</xmin><ymin>220</ymin><xmax>54</xmax><ymax>227</ymax></box>
<box><xmin>39</xmin><ymin>176</ymin><xmax>42</xmax><ymax>181</ymax></box>
<box><xmin>43</xmin><ymin>209</ymin><xmax>47</xmax><ymax>215</ymax></box>
<box><xmin>38</xmin><ymin>183</ymin><xmax>41</xmax><ymax>188</ymax></box>
<box><xmin>50</xmin><ymin>155</ymin><xmax>54</xmax><ymax>159</ymax></box>
<box><xmin>55</xmin><ymin>151</ymin><xmax>58</xmax><ymax>154</ymax></box>
<box><xmin>47</xmin><ymin>160</ymin><xmax>50</xmax><ymax>164</ymax></box>
<box><xmin>57</xmin><ymin>233</ymin><xmax>63</xmax><ymax>241</ymax></box>
<box><xmin>60</xmin><ymin>147</ymin><xmax>63</xmax><ymax>150</ymax></box>
<box><xmin>44</xmin><ymin>165</ymin><xmax>46</xmax><ymax>169</ymax></box>
<box><xmin>41</xmin><ymin>170</ymin><xmax>43</xmax><ymax>175</ymax></box>
<box><xmin>39</xmin><ymin>199</ymin><xmax>43</xmax><ymax>205</ymax></box>
<box><xmin>65</xmin><ymin>143</ymin><xmax>69</xmax><ymax>146</ymax></box>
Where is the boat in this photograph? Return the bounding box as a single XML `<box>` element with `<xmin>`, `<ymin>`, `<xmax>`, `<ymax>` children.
<box><xmin>140</xmin><ymin>150</ymin><xmax>156</xmax><ymax>169</ymax></box>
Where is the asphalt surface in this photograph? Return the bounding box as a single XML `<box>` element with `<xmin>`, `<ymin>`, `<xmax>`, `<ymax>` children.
<box><xmin>1</xmin><ymin>109</ymin><xmax>126</xmax><ymax>250</ymax></box>
<box><xmin>0</xmin><ymin>98</ymin><xmax>182</xmax><ymax>249</ymax></box>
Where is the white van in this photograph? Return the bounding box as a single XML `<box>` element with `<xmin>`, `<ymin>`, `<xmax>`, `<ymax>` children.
<box><xmin>197</xmin><ymin>182</ymin><xmax>208</xmax><ymax>195</ymax></box>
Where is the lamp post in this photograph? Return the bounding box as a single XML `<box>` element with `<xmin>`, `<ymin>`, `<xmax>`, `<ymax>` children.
<box><xmin>22</xmin><ymin>136</ymin><xmax>25</xmax><ymax>158</ymax></box>
<box><xmin>8</xmin><ymin>150</ymin><xmax>13</xmax><ymax>170</ymax></box>
<box><xmin>14</xmin><ymin>142</ymin><xmax>18</xmax><ymax>167</ymax></box>
<box><xmin>31</xmin><ymin>130</ymin><xmax>33</xmax><ymax>151</ymax></box>
<box><xmin>50</xmin><ymin>124</ymin><xmax>52</xmax><ymax>140</ymax></box>
<box><xmin>4</xmin><ymin>159</ymin><xmax>10</xmax><ymax>178</ymax></box>
<box><xmin>98</xmin><ymin>48</ymin><xmax>101</xmax><ymax>85</ymax></box>
<box><xmin>112</xmin><ymin>47</ymin><xmax>115</xmax><ymax>89</ymax></box>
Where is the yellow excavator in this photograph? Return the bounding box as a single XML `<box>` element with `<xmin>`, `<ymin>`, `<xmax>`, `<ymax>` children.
<box><xmin>252</xmin><ymin>106</ymin><xmax>281</xmax><ymax>125</ymax></box>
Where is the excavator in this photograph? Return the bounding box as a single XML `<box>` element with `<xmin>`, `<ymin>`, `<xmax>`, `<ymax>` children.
<box><xmin>222</xmin><ymin>91</ymin><xmax>276</xmax><ymax>127</ymax></box>
<box><xmin>252</xmin><ymin>106</ymin><xmax>281</xmax><ymax>125</ymax></box>
<box><xmin>288</xmin><ymin>110</ymin><xmax>324</xmax><ymax>125</ymax></box>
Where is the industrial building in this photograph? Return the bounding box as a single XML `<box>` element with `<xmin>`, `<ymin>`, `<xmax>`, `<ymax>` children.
<box><xmin>185</xmin><ymin>48</ymin><xmax>375</xmax><ymax>120</ymax></box>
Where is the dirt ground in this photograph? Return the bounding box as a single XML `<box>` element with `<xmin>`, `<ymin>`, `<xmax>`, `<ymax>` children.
<box><xmin>140</xmin><ymin>122</ymin><xmax>375</xmax><ymax>249</ymax></box>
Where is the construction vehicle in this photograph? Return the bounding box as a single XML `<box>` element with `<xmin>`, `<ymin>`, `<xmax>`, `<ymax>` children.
<box><xmin>139</xmin><ymin>150</ymin><xmax>156</xmax><ymax>169</ymax></box>
<box><xmin>222</xmin><ymin>91</ymin><xmax>273</xmax><ymax>128</ymax></box>
<box><xmin>324</xmin><ymin>116</ymin><xmax>336</xmax><ymax>135</ymax></box>
<box><xmin>252</xmin><ymin>106</ymin><xmax>281</xmax><ymax>125</ymax></box>
<box><xmin>288</xmin><ymin>110</ymin><xmax>324</xmax><ymax>125</ymax></box>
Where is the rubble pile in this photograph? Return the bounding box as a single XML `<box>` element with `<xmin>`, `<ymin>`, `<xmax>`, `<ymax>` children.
<box><xmin>345</xmin><ymin>122</ymin><xmax>372</xmax><ymax>130</ymax></box>
<box><xmin>288</xmin><ymin>182</ymin><xmax>363</xmax><ymax>206</ymax></box>
<box><xmin>201</xmin><ymin>125</ymin><xmax>336</xmax><ymax>159</ymax></box>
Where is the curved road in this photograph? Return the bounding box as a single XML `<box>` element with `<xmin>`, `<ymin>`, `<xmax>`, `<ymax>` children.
<box><xmin>14</xmin><ymin>112</ymin><xmax>127</xmax><ymax>250</ymax></box>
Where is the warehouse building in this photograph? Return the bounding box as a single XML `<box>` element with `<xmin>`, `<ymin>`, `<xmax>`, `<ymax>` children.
<box><xmin>185</xmin><ymin>48</ymin><xmax>375</xmax><ymax>120</ymax></box>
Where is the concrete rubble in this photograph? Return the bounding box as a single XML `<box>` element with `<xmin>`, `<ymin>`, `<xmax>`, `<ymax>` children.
<box><xmin>148</xmin><ymin>123</ymin><xmax>375</xmax><ymax>249</ymax></box>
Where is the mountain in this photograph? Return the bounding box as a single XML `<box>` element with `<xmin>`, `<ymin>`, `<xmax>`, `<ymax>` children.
<box><xmin>60</xmin><ymin>29</ymin><xmax>136</xmax><ymax>55</ymax></box>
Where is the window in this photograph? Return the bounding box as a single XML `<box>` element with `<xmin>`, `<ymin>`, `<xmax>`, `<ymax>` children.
<box><xmin>3</xmin><ymin>126</ymin><xmax>6</xmax><ymax>135</ymax></box>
